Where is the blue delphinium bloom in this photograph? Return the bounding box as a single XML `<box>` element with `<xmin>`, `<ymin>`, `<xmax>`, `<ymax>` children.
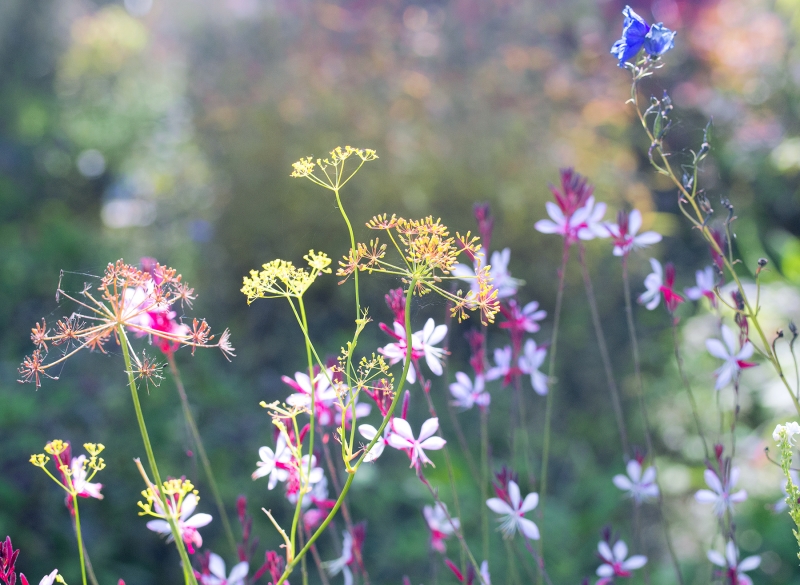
<box><xmin>644</xmin><ymin>23</ymin><xmax>676</xmax><ymax>56</ymax></box>
<box><xmin>610</xmin><ymin>5</ymin><xmax>676</xmax><ymax>66</ymax></box>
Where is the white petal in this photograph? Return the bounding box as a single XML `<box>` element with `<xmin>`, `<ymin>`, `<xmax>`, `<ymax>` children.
<box><xmin>486</xmin><ymin>498</ymin><xmax>513</xmax><ymax>516</ymax></box>
<box><xmin>359</xmin><ymin>424</ymin><xmax>378</xmax><ymax>441</ymax></box>
<box><xmin>612</xmin><ymin>540</ymin><xmax>628</xmax><ymax>562</ymax></box>
<box><xmin>598</xmin><ymin>541</ymin><xmax>613</xmax><ymax>560</ymax></box>
<box><xmin>508</xmin><ymin>480</ymin><xmax>521</xmax><ymax>509</ymax></box>
<box><xmin>622</xmin><ymin>555</ymin><xmax>647</xmax><ymax>571</ymax></box>
<box><xmin>534</xmin><ymin>219</ymin><xmax>561</xmax><ymax>234</ymax></box>
<box><xmin>626</xmin><ymin>460</ymin><xmax>642</xmax><ymax>483</ymax></box>
<box><xmin>209</xmin><ymin>553</ymin><xmax>226</xmax><ymax>579</ymax></box>
<box><xmin>418</xmin><ymin>418</ymin><xmax>440</xmax><ymax>442</ymax></box>
<box><xmin>628</xmin><ymin>209</ymin><xmax>642</xmax><ymax>235</ymax></box>
<box><xmin>695</xmin><ymin>489</ymin><xmax>718</xmax><ymax>503</ymax></box>
<box><xmin>706</xmin><ymin>338</ymin><xmax>730</xmax><ymax>360</ymax></box>
<box><xmin>419</xmin><ymin>437</ymin><xmax>446</xmax><ymax>451</ymax></box>
<box><xmin>520</xmin><ymin>492</ymin><xmax>539</xmax><ymax>513</ymax></box>
<box><xmin>738</xmin><ymin>555</ymin><xmax>761</xmax><ymax>571</ymax></box>
<box><xmin>704</xmin><ymin>469</ymin><xmax>723</xmax><ymax>493</ymax></box>
<box><xmin>596</xmin><ymin>564</ymin><xmax>614</xmax><ymax>578</ymax></box>
<box><xmin>613</xmin><ymin>475</ymin><xmax>633</xmax><ymax>491</ymax></box>
<box><xmin>707</xmin><ymin>550</ymin><xmax>726</xmax><ymax>567</ymax></box>
<box><xmin>180</xmin><ymin>493</ymin><xmax>198</xmax><ymax>519</ymax></box>
<box><xmin>518</xmin><ymin>517</ymin><xmax>540</xmax><ymax>540</ymax></box>
<box><xmin>391</xmin><ymin>418</ymin><xmax>414</xmax><ymax>441</ymax></box>
<box><xmin>184</xmin><ymin>513</ymin><xmax>213</xmax><ymax>528</ymax></box>
<box><xmin>721</xmin><ymin>325</ymin><xmax>737</xmax><ymax>354</ymax></box>
<box><xmin>386</xmin><ymin>433</ymin><xmax>413</xmax><ymax>450</ymax></box>
<box><xmin>146</xmin><ymin>519</ymin><xmax>171</xmax><ymax>534</ymax></box>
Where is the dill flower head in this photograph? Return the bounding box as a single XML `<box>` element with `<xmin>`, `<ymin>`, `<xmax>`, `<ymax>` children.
<box><xmin>290</xmin><ymin>146</ymin><xmax>378</xmax><ymax>189</ymax></box>
<box><xmin>242</xmin><ymin>250</ymin><xmax>332</xmax><ymax>303</ymax></box>
<box><xmin>338</xmin><ymin>215</ymin><xmax>499</xmax><ymax>324</ymax></box>
<box><xmin>18</xmin><ymin>259</ymin><xmax>234</xmax><ymax>388</ymax></box>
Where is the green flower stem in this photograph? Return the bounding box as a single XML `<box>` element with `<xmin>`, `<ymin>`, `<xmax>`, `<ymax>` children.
<box><xmin>119</xmin><ymin>327</ymin><xmax>197</xmax><ymax>585</ymax></box>
<box><xmin>480</xmin><ymin>406</ymin><xmax>490</xmax><ymax>562</ymax></box>
<box><xmin>275</xmin><ymin>279</ymin><xmax>417</xmax><ymax>585</ymax></box>
<box><xmin>335</xmin><ymin>188</ymin><xmax>360</xmax><ymax>316</ymax></box>
<box><xmin>578</xmin><ymin>244</ymin><xmax>629</xmax><ymax>457</ymax></box>
<box><xmin>166</xmin><ymin>353</ymin><xmax>237</xmax><ymax>555</ymax></box>
<box><xmin>621</xmin><ymin>258</ymin><xmax>685</xmax><ymax>585</ymax></box>
<box><xmin>70</xmin><ymin>491</ymin><xmax>88</xmax><ymax>585</ymax></box>
<box><xmin>538</xmin><ymin>241</ymin><xmax>570</xmax><ymax>580</ymax></box>
<box><xmin>630</xmin><ymin>76</ymin><xmax>800</xmax><ymax>416</ymax></box>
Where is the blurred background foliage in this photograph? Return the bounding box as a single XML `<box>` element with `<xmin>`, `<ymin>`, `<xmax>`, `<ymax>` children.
<box><xmin>2</xmin><ymin>0</ymin><xmax>800</xmax><ymax>583</ymax></box>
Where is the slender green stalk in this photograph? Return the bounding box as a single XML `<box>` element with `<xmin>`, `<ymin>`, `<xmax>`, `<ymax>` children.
<box><xmin>480</xmin><ymin>407</ymin><xmax>490</xmax><ymax>561</ymax></box>
<box><xmin>167</xmin><ymin>354</ymin><xmax>237</xmax><ymax>554</ymax></box>
<box><xmin>538</xmin><ymin>242</ymin><xmax>570</xmax><ymax>581</ymax></box>
<box><xmin>71</xmin><ymin>493</ymin><xmax>88</xmax><ymax>585</ymax></box>
<box><xmin>668</xmin><ymin>319</ymin><xmax>709</xmax><ymax>460</ymax></box>
<box><xmin>578</xmin><ymin>244</ymin><xmax>629</xmax><ymax>457</ymax></box>
<box><xmin>335</xmin><ymin>188</ymin><xmax>360</xmax><ymax>316</ymax></box>
<box><xmin>274</xmin><ymin>280</ymin><xmax>417</xmax><ymax>585</ymax></box>
<box><xmin>119</xmin><ymin>327</ymin><xmax>197</xmax><ymax>584</ymax></box>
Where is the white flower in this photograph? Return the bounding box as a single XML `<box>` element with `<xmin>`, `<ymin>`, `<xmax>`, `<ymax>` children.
<box><xmin>358</xmin><ymin>423</ymin><xmax>388</xmax><ymax>462</ymax></box>
<box><xmin>379</xmin><ymin>318</ymin><xmax>447</xmax><ymax>384</ymax></box>
<box><xmin>612</xmin><ymin>460</ymin><xmax>659</xmax><ymax>504</ymax></box>
<box><xmin>485</xmin><ymin>480</ymin><xmax>539</xmax><ymax>540</ymax></box>
<box><xmin>518</xmin><ymin>339</ymin><xmax>548</xmax><ymax>395</ymax></box>
<box><xmin>324</xmin><ymin>530</ymin><xmax>354</xmax><ymax>585</ymax></box>
<box><xmin>452</xmin><ymin>248</ymin><xmax>521</xmax><ymax>299</ymax></box>
<box><xmin>485</xmin><ymin>346</ymin><xmax>513</xmax><ymax>383</ymax></box>
<box><xmin>284</xmin><ymin>369</ymin><xmax>338</xmax><ymax>426</ymax></box>
<box><xmin>449</xmin><ymin>372</ymin><xmax>490</xmax><ymax>410</ymax></box>
<box><xmin>707</xmin><ymin>541</ymin><xmax>760</xmax><ymax>585</ymax></box>
<box><xmin>604</xmin><ymin>209</ymin><xmax>662</xmax><ymax>256</ymax></box>
<box><xmin>534</xmin><ymin>196</ymin><xmax>608</xmax><ymax>242</ymax></box>
<box><xmin>773</xmin><ymin>421</ymin><xmax>800</xmax><ymax>445</ymax></box>
<box><xmin>685</xmin><ymin>266</ymin><xmax>716</xmax><ymax>303</ymax></box>
<box><xmin>596</xmin><ymin>539</ymin><xmax>647</xmax><ymax>578</ymax></box>
<box><xmin>146</xmin><ymin>492</ymin><xmax>213</xmax><ymax>552</ymax></box>
<box><xmin>637</xmin><ymin>258</ymin><xmax>663</xmax><ymax>310</ymax></box>
<box><xmin>706</xmin><ymin>325</ymin><xmax>755</xmax><ymax>390</ymax></box>
<box><xmin>252</xmin><ymin>435</ymin><xmax>291</xmax><ymax>489</ymax></box>
<box><xmin>201</xmin><ymin>553</ymin><xmax>249</xmax><ymax>585</ymax></box>
<box><xmin>386</xmin><ymin>417</ymin><xmax>447</xmax><ymax>467</ymax></box>
<box><xmin>70</xmin><ymin>455</ymin><xmax>104</xmax><ymax>499</ymax></box>
<box><xmin>695</xmin><ymin>467</ymin><xmax>747</xmax><ymax>517</ymax></box>
<box><xmin>423</xmin><ymin>502</ymin><xmax>460</xmax><ymax>536</ymax></box>
<box><xmin>38</xmin><ymin>570</ymin><xmax>59</xmax><ymax>585</ymax></box>
<box><xmin>479</xmin><ymin>560</ymin><xmax>491</xmax><ymax>585</ymax></box>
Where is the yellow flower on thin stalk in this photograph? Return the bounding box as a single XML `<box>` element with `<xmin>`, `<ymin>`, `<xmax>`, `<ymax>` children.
<box><xmin>290</xmin><ymin>146</ymin><xmax>378</xmax><ymax>191</ymax></box>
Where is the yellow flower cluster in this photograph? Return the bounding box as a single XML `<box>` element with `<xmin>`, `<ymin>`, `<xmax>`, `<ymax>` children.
<box><xmin>242</xmin><ymin>250</ymin><xmax>331</xmax><ymax>302</ymax></box>
<box><xmin>138</xmin><ymin>478</ymin><xmax>198</xmax><ymax>518</ymax></box>
<box><xmin>289</xmin><ymin>146</ymin><xmax>378</xmax><ymax>190</ymax></box>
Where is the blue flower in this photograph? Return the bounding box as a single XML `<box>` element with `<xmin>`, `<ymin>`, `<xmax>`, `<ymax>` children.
<box><xmin>610</xmin><ymin>6</ymin><xmax>676</xmax><ymax>66</ymax></box>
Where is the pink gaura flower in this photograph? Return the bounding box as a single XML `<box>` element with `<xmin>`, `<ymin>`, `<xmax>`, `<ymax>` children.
<box><xmin>69</xmin><ymin>455</ymin><xmax>104</xmax><ymax>500</ymax></box>
<box><xmin>707</xmin><ymin>541</ymin><xmax>761</xmax><ymax>585</ymax></box>
<box><xmin>695</xmin><ymin>467</ymin><xmax>747</xmax><ymax>517</ymax></box>
<box><xmin>252</xmin><ymin>435</ymin><xmax>291</xmax><ymax>489</ymax></box>
<box><xmin>386</xmin><ymin>417</ymin><xmax>447</xmax><ymax>468</ymax></box>
<box><xmin>638</xmin><ymin>258</ymin><xmax>684</xmax><ymax>312</ymax></box>
<box><xmin>706</xmin><ymin>325</ymin><xmax>756</xmax><ymax>390</ymax></box>
<box><xmin>283</xmin><ymin>369</ymin><xmax>338</xmax><ymax>427</ymax></box>
<box><xmin>604</xmin><ymin>209</ymin><xmax>662</xmax><ymax>257</ymax></box>
<box><xmin>358</xmin><ymin>423</ymin><xmax>390</xmax><ymax>462</ymax></box>
<box><xmin>379</xmin><ymin>318</ymin><xmax>447</xmax><ymax>384</ymax></box>
<box><xmin>498</xmin><ymin>299</ymin><xmax>547</xmax><ymax>336</ymax></box>
<box><xmin>423</xmin><ymin>502</ymin><xmax>459</xmax><ymax>554</ymax></box>
<box><xmin>485</xmin><ymin>480</ymin><xmax>539</xmax><ymax>540</ymax></box>
<box><xmin>596</xmin><ymin>539</ymin><xmax>647</xmax><ymax>579</ymax></box>
<box><xmin>146</xmin><ymin>492</ymin><xmax>212</xmax><ymax>554</ymax></box>
<box><xmin>449</xmin><ymin>372</ymin><xmax>490</xmax><ymax>410</ymax></box>
<box><xmin>485</xmin><ymin>346</ymin><xmax>520</xmax><ymax>387</ymax></box>
<box><xmin>534</xmin><ymin>168</ymin><xmax>607</xmax><ymax>244</ymax></box>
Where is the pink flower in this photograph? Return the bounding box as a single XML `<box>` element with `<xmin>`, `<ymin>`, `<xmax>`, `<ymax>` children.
<box><xmin>498</xmin><ymin>300</ymin><xmax>547</xmax><ymax>335</ymax></box>
<box><xmin>449</xmin><ymin>372</ymin><xmax>490</xmax><ymax>410</ymax></box>
<box><xmin>423</xmin><ymin>503</ymin><xmax>459</xmax><ymax>553</ymax></box>
<box><xmin>535</xmin><ymin>196</ymin><xmax>607</xmax><ymax>244</ymax></box>
<box><xmin>283</xmin><ymin>369</ymin><xmax>338</xmax><ymax>427</ymax></box>
<box><xmin>198</xmin><ymin>553</ymin><xmax>249</xmax><ymax>585</ymax></box>
<box><xmin>695</xmin><ymin>467</ymin><xmax>747</xmax><ymax>517</ymax></box>
<box><xmin>707</xmin><ymin>541</ymin><xmax>760</xmax><ymax>585</ymax></box>
<box><xmin>252</xmin><ymin>435</ymin><xmax>291</xmax><ymax>488</ymax></box>
<box><xmin>485</xmin><ymin>346</ymin><xmax>520</xmax><ymax>387</ymax></box>
<box><xmin>485</xmin><ymin>480</ymin><xmax>539</xmax><ymax>540</ymax></box>
<box><xmin>146</xmin><ymin>492</ymin><xmax>213</xmax><ymax>554</ymax></box>
<box><xmin>604</xmin><ymin>209</ymin><xmax>662</xmax><ymax>256</ymax></box>
<box><xmin>452</xmin><ymin>248</ymin><xmax>521</xmax><ymax>299</ymax></box>
<box><xmin>387</xmin><ymin>417</ymin><xmax>447</xmax><ymax>468</ymax></box>
<box><xmin>69</xmin><ymin>455</ymin><xmax>104</xmax><ymax>500</ymax></box>
<box><xmin>685</xmin><ymin>266</ymin><xmax>717</xmax><ymax>305</ymax></box>
<box><xmin>638</xmin><ymin>258</ymin><xmax>684</xmax><ymax>312</ymax></box>
<box><xmin>379</xmin><ymin>319</ymin><xmax>447</xmax><ymax>384</ymax></box>
<box><xmin>596</xmin><ymin>539</ymin><xmax>647</xmax><ymax>579</ymax></box>
<box><xmin>358</xmin><ymin>424</ymin><xmax>389</xmax><ymax>462</ymax></box>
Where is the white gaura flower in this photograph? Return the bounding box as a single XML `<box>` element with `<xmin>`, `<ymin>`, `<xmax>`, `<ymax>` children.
<box><xmin>612</xmin><ymin>459</ymin><xmax>659</xmax><ymax>504</ymax></box>
<box><xmin>637</xmin><ymin>258</ymin><xmax>663</xmax><ymax>310</ymax></box>
<box><xmin>518</xmin><ymin>339</ymin><xmax>548</xmax><ymax>395</ymax></box>
<box><xmin>423</xmin><ymin>502</ymin><xmax>459</xmax><ymax>553</ymax></box>
<box><xmin>70</xmin><ymin>455</ymin><xmax>104</xmax><ymax>499</ymax></box>
<box><xmin>358</xmin><ymin>423</ymin><xmax>388</xmax><ymax>462</ymax></box>
<box><xmin>324</xmin><ymin>530</ymin><xmax>354</xmax><ymax>585</ymax></box>
<box><xmin>449</xmin><ymin>372</ymin><xmax>490</xmax><ymax>410</ymax></box>
<box><xmin>695</xmin><ymin>467</ymin><xmax>747</xmax><ymax>517</ymax></box>
<box><xmin>146</xmin><ymin>492</ymin><xmax>213</xmax><ymax>553</ymax></box>
<box><xmin>252</xmin><ymin>434</ymin><xmax>291</xmax><ymax>489</ymax></box>
<box><xmin>485</xmin><ymin>346</ymin><xmax>513</xmax><ymax>384</ymax></box>
<box><xmin>37</xmin><ymin>570</ymin><xmax>59</xmax><ymax>585</ymax></box>
<box><xmin>283</xmin><ymin>369</ymin><xmax>338</xmax><ymax>426</ymax></box>
<box><xmin>452</xmin><ymin>248</ymin><xmax>522</xmax><ymax>299</ymax></box>
<box><xmin>707</xmin><ymin>541</ymin><xmax>760</xmax><ymax>585</ymax></box>
<box><xmin>386</xmin><ymin>417</ymin><xmax>447</xmax><ymax>467</ymax></box>
<box><xmin>685</xmin><ymin>266</ymin><xmax>717</xmax><ymax>304</ymax></box>
<box><xmin>596</xmin><ymin>539</ymin><xmax>647</xmax><ymax>578</ymax></box>
<box><xmin>379</xmin><ymin>318</ymin><xmax>447</xmax><ymax>384</ymax></box>
<box><xmin>706</xmin><ymin>325</ymin><xmax>755</xmax><ymax>390</ymax></box>
<box><xmin>535</xmin><ymin>196</ymin><xmax>607</xmax><ymax>243</ymax></box>
<box><xmin>202</xmin><ymin>553</ymin><xmax>249</xmax><ymax>585</ymax></box>
<box><xmin>485</xmin><ymin>480</ymin><xmax>539</xmax><ymax>540</ymax></box>
<box><xmin>604</xmin><ymin>209</ymin><xmax>662</xmax><ymax>256</ymax></box>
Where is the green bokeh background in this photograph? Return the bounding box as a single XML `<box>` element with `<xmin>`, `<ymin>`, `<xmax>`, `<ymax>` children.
<box><xmin>3</xmin><ymin>0</ymin><xmax>800</xmax><ymax>583</ymax></box>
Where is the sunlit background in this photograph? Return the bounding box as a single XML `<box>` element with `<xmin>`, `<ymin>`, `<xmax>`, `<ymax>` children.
<box><xmin>3</xmin><ymin>0</ymin><xmax>800</xmax><ymax>582</ymax></box>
